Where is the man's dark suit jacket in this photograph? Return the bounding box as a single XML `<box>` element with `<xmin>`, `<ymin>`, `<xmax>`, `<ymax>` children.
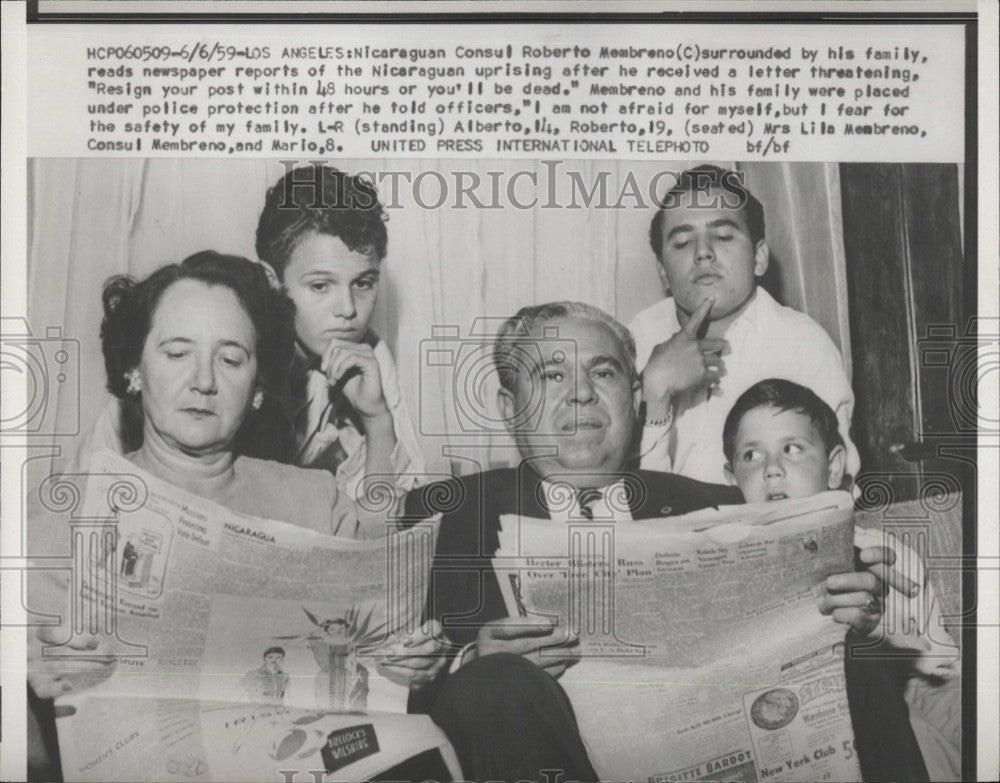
<box><xmin>403</xmin><ymin>463</ymin><xmax>743</xmax><ymax>648</ymax></box>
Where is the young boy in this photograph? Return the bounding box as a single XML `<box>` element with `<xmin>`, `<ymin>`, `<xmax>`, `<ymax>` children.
<box><xmin>252</xmin><ymin>163</ymin><xmax>425</xmax><ymax>502</ymax></box>
<box><xmin>723</xmin><ymin>378</ymin><xmax>960</xmax><ymax>782</ymax></box>
<box><xmin>632</xmin><ymin>165</ymin><xmax>859</xmax><ymax>486</ymax></box>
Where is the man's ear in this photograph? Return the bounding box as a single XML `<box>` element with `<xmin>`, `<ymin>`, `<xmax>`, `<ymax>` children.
<box><xmin>632</xmin><ymin>376</ymin><xmax>643</xmax><ymax>413</ymax></box>
<box><xmin>826</xmin><ymin>444</ymin><xmax>847</xmax><ymax>490</ymax></box>
<box><xmin>724</xmin><ymin>463</ymin><xmax>738</xmax><ymax>486</ymax></box>
<box><xmin>497</xmin><ymin>386</ymin><xmax>517</xmax><ymax>435</ymax></box>
<box><xmin>752</xmin><ymin>240</ymin><xmax>770</xmax><ymax>278</ymax></box>
<box><xmin>258</xmin><ymin>261</ymin><xmax>281</xmax><ymax>290</ymax></box>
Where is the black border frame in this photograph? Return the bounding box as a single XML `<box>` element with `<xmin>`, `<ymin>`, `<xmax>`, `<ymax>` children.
<box><xmin>24</xmin><ymin>1</ymin><xmax>978</xmax><ymax>25</ymax></box>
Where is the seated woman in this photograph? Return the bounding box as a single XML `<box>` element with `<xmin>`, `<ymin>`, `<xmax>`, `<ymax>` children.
<box><xmin>75</xmin><ymin>165</ymin><xmax>426</xmax><ymax>507</ymax></box>
<box><xmin>27</xmin><ymin>251</ymin><xmax>446</xmax><ymax>779</ymax></box>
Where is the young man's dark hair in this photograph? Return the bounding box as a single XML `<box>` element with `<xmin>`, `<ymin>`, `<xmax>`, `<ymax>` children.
<box><xmin>648</xmin><ymin>164</ymin><xmax>766</xmax><ymax>257</ymax></box>
<box><xmin>722</xmin><ymin>377</ymin><xmax>844</xmax><ymax>464</ymax></box>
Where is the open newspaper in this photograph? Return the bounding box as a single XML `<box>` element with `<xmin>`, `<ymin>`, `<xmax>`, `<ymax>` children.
<box><xmin>494</xmin><ymin>492</ymin><xmax>861</xmax><ymax>783</ymax></box>
<box><xmin>40</xmin><ymin>450</ymin><xmax>458</xmax><ymax>782</ymax></box>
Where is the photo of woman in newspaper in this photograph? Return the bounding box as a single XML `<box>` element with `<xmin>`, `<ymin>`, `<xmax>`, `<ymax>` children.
<box><xmin>750</xmin><ymin>688</ymin><xmax>800</xmax><ymax>732</ymax></box>
<box><xmin>237</xmin><ymin>646</ymin><xmax>290</xmax><ymax>706</ymax></box>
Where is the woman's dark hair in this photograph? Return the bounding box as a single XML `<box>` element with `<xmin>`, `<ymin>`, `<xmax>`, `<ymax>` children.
<box><xmin>255</xmin><ymin>163</ymin><xmax>388</xmax><ymax>279</ymax></box>
<box><xmin>101</xmin><ymin>250</ymin><xmax>296</xmax><ymax>401</ymax></box>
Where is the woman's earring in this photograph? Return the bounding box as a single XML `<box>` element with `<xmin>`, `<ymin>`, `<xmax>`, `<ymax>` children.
<box><xmin>252</xmin><ymin>388</ymin><xmax>264</xmax><ymax>410</ymax></box>
<box><xmin>125</xmin><ymin>370</ymin><xmax>142</xmax><ymax>395</ymax></box>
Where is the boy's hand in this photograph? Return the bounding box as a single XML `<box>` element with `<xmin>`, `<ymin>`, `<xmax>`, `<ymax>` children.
<box><xmin>642</xmin><ymin>297</ymin><xmax>728</xmax><ymax>416</ymax></box>
<box><xmin>321</xmin><ymin>339</ymin><xmax>390</xmax><ymax>421</ymax></box>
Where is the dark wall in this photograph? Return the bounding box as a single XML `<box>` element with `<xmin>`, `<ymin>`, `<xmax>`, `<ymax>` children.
<box><xmin>839</xmin><ymin>163</ymin><xmax>970</xmax><ymax>505</ymax></box>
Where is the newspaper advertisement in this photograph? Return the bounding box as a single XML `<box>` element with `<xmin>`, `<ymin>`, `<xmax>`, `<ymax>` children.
<box><xmin>493</xmin><ymin>493</ymin><xmax>860</xmax><ymax>781</ymax></box>
<box><xmin>38</xmin><ymin>449</ymin><xmax>438</xmax><ymax>779</ymax></box>
<box><xmin>2</xmin><ymin>2</ymin><xmax>996</xmax><ymax>782</ymax></box>
<box><xmin>56</xmin><ymin>698</ymin><xmax>460</xmax><ymax>783</ymax></box>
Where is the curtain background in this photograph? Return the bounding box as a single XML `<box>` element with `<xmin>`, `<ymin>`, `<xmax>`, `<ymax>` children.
<box><xmin>28</xmin><ymin>158</ymin><xmax>852</xmax><ymax>476</ymax></box>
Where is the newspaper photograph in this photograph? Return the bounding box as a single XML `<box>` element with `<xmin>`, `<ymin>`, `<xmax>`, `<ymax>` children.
<box><xmin>1</xmin><ymin>2</ymin><xmax>995</xmax><ymax>782</ymax></box>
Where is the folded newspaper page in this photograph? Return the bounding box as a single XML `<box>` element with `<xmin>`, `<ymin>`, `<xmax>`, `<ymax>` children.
<box><xmin>495</xmin><ymin>491</ymin><xmax>861</xmax><ymax>782</ymax></box>
<box><xmin>43</xmin><ymin>450</ymin><xmax>440</xmax><ymax>781</ymax></box>
<box><xmin>55</xmin><ymin>696</ymin><xmax>461</xmax><ymax>783</ymax></box>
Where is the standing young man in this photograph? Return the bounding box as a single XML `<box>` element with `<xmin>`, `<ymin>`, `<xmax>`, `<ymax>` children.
<box><xmin>631</xmin><ymin>165</ymin><xmax>859</xmax><ymax>485</ymax></box>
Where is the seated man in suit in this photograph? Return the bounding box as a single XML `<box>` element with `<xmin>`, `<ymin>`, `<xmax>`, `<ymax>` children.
<box><xmin>406</xmin><ymin>301</ymin><xmax>900</xmax><ymax>782</ymax></box>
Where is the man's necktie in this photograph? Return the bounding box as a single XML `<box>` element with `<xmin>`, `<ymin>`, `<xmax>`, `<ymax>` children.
<box><xmin>577</xmin><ymin>487</ymin><xmax>603</xmax><ymax>520</ymax></box>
